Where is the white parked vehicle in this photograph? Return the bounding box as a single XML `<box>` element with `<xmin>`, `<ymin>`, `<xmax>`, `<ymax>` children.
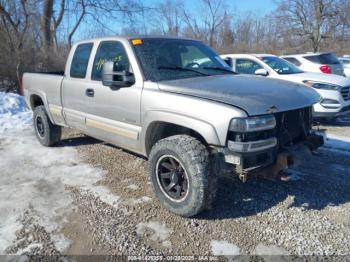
<box><xmin>221</xmin><ymin>54</ymin><xmax>350</xmax><ymax>119</ymax></box>
<box><xmin>338</xmin><ymin>57</ymin><xmax>350</xmax><ymax>77</ymax></box>
<box><xmin>281</xmin><ymin>53</ymin><xmax>345</xmax><ymax>76</ymax></box>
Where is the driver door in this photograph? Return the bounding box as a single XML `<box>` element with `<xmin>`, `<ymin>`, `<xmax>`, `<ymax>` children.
<box><xmin>83</xmin><ymin>40</ymin><xmax>142</xmax><ymax>152</ymax></box>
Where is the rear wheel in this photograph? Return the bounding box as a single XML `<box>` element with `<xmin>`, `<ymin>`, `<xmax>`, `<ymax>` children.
<box><xmin>33</xmin><ymin>106</ymin><xmax>61</xmax><ymax>146</ymax></box>
<box><xmin>148</xmin><ymin>135</ymin><xmax>217</xmax><ymax>217</ymax></box>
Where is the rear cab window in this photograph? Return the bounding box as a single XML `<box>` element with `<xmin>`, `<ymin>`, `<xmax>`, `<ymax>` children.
<box><xmin>70</xmin><ymin>43</ymin><xmax>93</xmax><ymax>78</ymax></box>
<box><xmin>303</xmin><ymin>53</ymin><xmax>340</xmax><ymax>64</ymax></box>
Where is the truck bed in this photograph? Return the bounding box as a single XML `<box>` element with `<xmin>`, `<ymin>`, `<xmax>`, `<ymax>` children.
<box><xmin>23</xmin><ymin>72</ymin><xmax>65</xmax><ymax>125</ymax></box>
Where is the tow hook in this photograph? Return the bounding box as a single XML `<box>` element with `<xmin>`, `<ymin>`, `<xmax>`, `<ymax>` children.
<box><xmin>238</xmin><ymin>172</ymin><xmax>248</xmax><ymax>183</ymax></box>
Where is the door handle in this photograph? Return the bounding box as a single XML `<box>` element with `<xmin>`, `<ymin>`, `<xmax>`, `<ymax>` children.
<box><xmin>85</xmin><ymin>88</ymin><xmax>94</xmax><ymax>97</ymax></box>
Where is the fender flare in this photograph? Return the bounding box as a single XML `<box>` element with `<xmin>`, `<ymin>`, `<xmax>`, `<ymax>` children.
<box><xmin>28</xmin><ymin>91</ymin><xmax>55</xmax><ymax>124</ymax></box>
<box><xmin>141</xmin><ymin>110</ymin><xmax>222</xmax><ymax>155</ymax></box>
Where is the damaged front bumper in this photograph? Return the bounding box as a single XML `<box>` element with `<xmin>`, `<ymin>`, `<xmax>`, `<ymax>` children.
<box><xmin>221</xmin><ymin>132</ymin><xmax>324</xmax><ymax>181</ymax></box>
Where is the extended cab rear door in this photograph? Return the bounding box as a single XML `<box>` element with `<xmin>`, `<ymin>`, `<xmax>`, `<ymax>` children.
<box><xmin>61</xmin><ymin>42</ymin><xmax>93</xmax><ymax>132</ymax></box>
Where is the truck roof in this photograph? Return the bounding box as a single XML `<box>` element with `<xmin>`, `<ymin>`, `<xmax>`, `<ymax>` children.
<box><xmin>73</xmin><ymin>35</ymin><xmax>198</xmax><ymax>46</ymax></box>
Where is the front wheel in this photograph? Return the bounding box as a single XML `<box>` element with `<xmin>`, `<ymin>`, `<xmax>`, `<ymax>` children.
<box><xmin>148</xmin><ymin>135</ymin><xmax>217</xmax><ymax>217</ymax></box>
<box><xmin>33</xmin><ymin>106</ymin><xmax>61</xmax><ymax>146</ymax></box>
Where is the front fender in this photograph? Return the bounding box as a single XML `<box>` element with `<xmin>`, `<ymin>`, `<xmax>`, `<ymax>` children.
<box><xmin>141</xmin><ymin>110</ymin><xmax>222</xmax><ymax>155</ymax></box>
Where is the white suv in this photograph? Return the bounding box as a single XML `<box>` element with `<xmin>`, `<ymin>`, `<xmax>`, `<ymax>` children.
<box><xmin>338</xmin><ymin>57</ymin><xmax>350</xmax><ymax>77</ymax></box>
<box><xmin>281</xmin><ymin>53</ymin><xmax>345</xmax><ymax>76</ymax></box>
<box><xmin>221</xmin><ymin>54</ymin><xmax>350</xmax><ymax>119</ymax></box>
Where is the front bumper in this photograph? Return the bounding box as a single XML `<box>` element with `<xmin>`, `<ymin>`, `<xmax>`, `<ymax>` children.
<box><xmin>313</xmin><ymin>104</ymin><xmax>350</xmax><ymax>118</ymax></box>
<box><xmin>223</xmin><ymin>132</ymin><xmax>324</xmax><ymax>177</ymax></box>
<box><xmin>313</xmin><ymin>88</ymin><xmax>350</xmax><ymax>118</ymax></box>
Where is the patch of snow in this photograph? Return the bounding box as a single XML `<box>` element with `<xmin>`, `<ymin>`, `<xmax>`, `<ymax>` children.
<box><xmin>126</xmin><ymin>184</ymin><xmax>139</xmax><ymax>190</ymax></box>
<box><xmin>16</xmin><ymin>243</ymin><xmax>43</xmax><ymax>255</ymax></box>
<box><xmin>129</xmin><ymin>196</ymin><xmax>152</xmax><ymax>205</ymax></box>
<box><xmin>0</xmin><ymin>92</ymin><xmax>121</xmax><ymax>254</ymax></box>
<box><xmin>51</xmin><ymin>234</ymin><xmax>72</xmax><ymax>252</ymax></box>
<box><xmin>210</xmin><ymin>240</ymin><xmax>240</xmax><ymax>256</ymax></box>
<box><xmin>84</xmin><ymin>185</ymin><xmax>121</xmax><ymax>208</ymax></box>
<box><xmin>324</xmin><ymin>134</ymin><xmax>350</xmax><ymax>153</ymax></box>
<box><xmin>280</xmin><ymin>168</ymin><xmax>304</xmax><ymax>181</ymax></box>
<box><xmin>253</xmin><ymin>243</ymin><xmax>289</xmax><ymax>255</ymax></box>
<box><xmin>0</xmin><ymin>92</ymin><xmax>28</xmax><ymax>115</ymax></box>
<box><xmin>136</xmin><ymin>221</ymin><xmax>172</xmax><ymax>247</ymax></box>
<box><xmin>331</xmin><ymin>163</ymin><xmax>350</xmax><ymax>173</ymax></box>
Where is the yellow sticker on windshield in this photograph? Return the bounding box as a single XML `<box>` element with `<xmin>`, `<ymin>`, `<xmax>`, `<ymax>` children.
<box><xmin>132</xmin><ymin>39</ymin><xmax>143</xmax><ymax>45</ymax></box>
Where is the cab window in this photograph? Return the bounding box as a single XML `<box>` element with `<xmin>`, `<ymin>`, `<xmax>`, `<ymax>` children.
<box><xmin>70</xmin><ymin>43</ymin><xmax>93</xmax><ymax>78</ymax></box>
<box><xmin>92</xmin><ymin>41</ymin><xmax>130</xmax><ymax>81</ymax></box>
<box><xmin>235</xmin><ymin>59</ymin><xmax>263</xmax><ymax>74</ymax></box>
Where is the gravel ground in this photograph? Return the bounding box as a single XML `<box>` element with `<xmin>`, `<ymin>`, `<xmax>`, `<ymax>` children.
<box><xmin>46</xmin><ymin>115</ymin><xmax>350</xmax><ymax>257</ymax></box>
<box><xmin>4</xmin><ymin>115</ymin><xmax>350</xmax><ymax>258</ymax></box>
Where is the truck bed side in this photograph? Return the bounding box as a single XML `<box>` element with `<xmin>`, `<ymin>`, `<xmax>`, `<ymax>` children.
<box><xmin>23</xmin><ymin>73</ymin><xmax>66</xmax><ymax>126</ymax></box>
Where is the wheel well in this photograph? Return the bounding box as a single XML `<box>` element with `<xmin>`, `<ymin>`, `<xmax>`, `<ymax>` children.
<box><xmin>30</xmin><ymin>95</ymin><xmax>44</xmax><ymax>109</ymax></box>
<box><xmin>145</xmin><ymin>122</ymin><xmax>207</xmax><ymax>156</ymax></box>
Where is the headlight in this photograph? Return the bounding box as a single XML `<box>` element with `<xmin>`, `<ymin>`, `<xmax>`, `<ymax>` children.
<box><xmin>229</xmin><ymin>115</ymin><xmax>276</xmax><ymax>132</ymax></box>
<box><xmin>303</xmin><ymin>80</ymin><xmax>342</xmax><ymax>91</ymax></box>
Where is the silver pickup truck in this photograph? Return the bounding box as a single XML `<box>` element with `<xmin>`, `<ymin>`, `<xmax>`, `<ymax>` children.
<box><xmin>23</xmin><ymin>36</ymin><xmax>323</xmax><ymax>217</ymax></box>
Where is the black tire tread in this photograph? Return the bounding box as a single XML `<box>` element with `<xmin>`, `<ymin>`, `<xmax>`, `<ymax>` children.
<box><xmin>33</xmin><ymin>106</ymin><xmax>61</xmax><ymax>146</ymax></box>
<box><xmin>148</xmin><ymin>134</ymin><xmax>217</xmax><ymax>217</ymax></box>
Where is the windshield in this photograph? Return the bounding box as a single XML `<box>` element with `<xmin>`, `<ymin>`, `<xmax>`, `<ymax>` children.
<box><xmin>261</xmin><ymin>56</ymin><xmax>303</xmax><ymax>75</ymax></box>
<box><xmin>131</xmin><ymin>38</ymin><xmax>233</xmax><ymax>81</ymax></box>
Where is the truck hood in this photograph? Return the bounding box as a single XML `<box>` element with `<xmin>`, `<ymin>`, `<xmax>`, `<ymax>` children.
<box><xmin>157</xmin><ymin>75</ymin><xmax>321</xmax><ymax>116</ymax></box>
<box><xmin>274</xmin><ymin>72</ymin><xmax>350</xmax><ymax>87</ymax></box>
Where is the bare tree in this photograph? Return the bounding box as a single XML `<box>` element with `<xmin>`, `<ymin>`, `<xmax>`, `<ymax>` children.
<box><xmin>52</xmin><ymin>0</ymin><xmax>65</xmax><ymax>51</ymax></box>
<box><xmin>275</xmin><ymin>0</ymin><xmax>339</xmax><ymax>52</ymax></box>
<box><xmin>217</xmin><ymin>15</ymin><xmax>234</xmax><ymax>53</ymax></box>
<box><xmin>155</xmin><ymin>0</ymin><xmax>183</xmax><ymax>36</ymax></box>
<box><xmin>0</xmin><ymin>0</ymin><xmax>35</xmax><ymax>92</ymax></box>
<box><xmin>182</xmin><ymin>0</ymin><xmax>230</xmax><ymax>48</ymax></box>
<box><xmin>202</xmin><ymin>0</ymin><xmax>228</xmax><ymax>47</ymax></box>
<box><xmin>40</xmin><ymin>0</ymin><xmax>53</xmax><ymax>51</ymax></box>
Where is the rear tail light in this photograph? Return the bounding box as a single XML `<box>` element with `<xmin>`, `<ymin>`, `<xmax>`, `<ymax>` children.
<box><xmin>319</xmin><ymin>65</ymin><xmax>332</xmax><ymax>74</ymax></box>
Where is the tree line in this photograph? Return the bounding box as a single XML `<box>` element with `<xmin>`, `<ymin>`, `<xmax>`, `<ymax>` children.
<box><xmin>1</xmin><ymin>0</ymin><xmax>349</xmax><ymax>93</ymax></box>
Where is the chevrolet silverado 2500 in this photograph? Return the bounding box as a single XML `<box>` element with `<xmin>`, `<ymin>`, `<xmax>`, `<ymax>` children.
<box><xmin>23</xmin><ymin>36</ymin><xmax>323</xmax><ymax>217</ymax></box>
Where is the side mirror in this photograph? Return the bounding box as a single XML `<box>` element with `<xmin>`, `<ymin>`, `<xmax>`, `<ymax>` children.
<box><xmin>102</xmin><ymin>61</ymin><xmax>135</xmax><ymax>88</ymax></box>
<box><xmin>223</xmin><ymin>57</ymin><xmax>233</xmax><ymax>67</ymax></box>
<box><xmin>255</xmin><ymin>68</ymin><xmax>269</xmax><ymax>76</ymax></box>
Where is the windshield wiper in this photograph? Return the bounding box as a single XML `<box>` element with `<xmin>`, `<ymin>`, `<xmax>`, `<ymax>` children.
<box><xmin>203</xmin><ymin>66</ymin><xmax>237</xmax><ymax>74</ymax></box>
<box><xmin>158</xmin><ymin>66</ymin><xmax>209</xmax><ymax>76</ymax></box>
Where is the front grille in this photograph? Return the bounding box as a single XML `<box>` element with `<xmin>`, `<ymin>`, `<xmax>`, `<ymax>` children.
<box><xmin>274</xmin><ymin>107</ymin><xmax>312</xmax><ymax>148</ymax></box>
<box><xmin>226</xmin><ymin>107</ymin><xmax>312</xmax><ymax>150</ymax></box>
<box><xmin>341</xmin><ymin>86</ymin><xmax>350</xmax><ymax>101</ymax></box>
